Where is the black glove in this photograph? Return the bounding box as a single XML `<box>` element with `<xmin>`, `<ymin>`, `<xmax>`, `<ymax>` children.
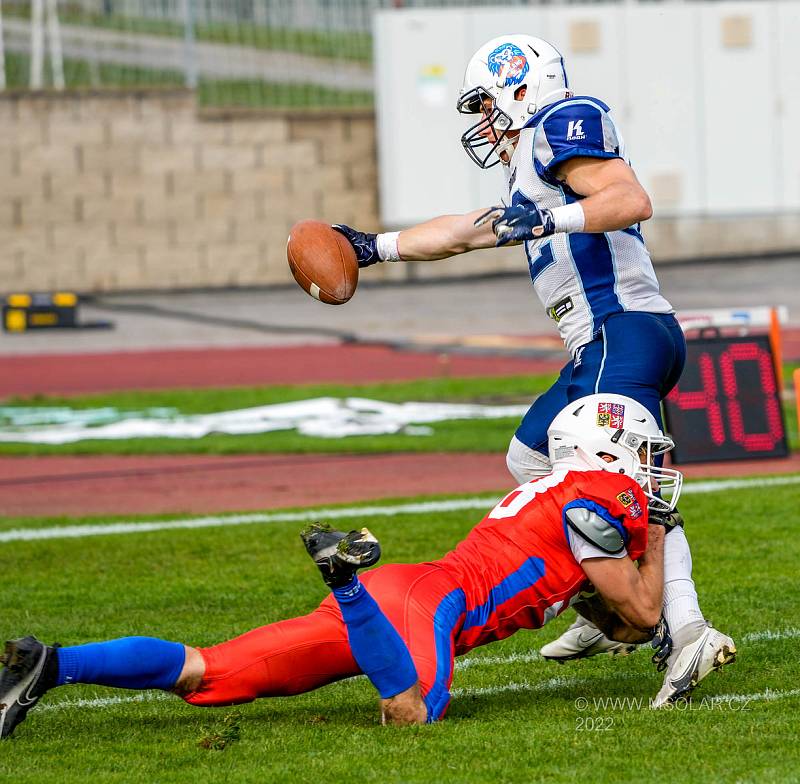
<box><xmin>332</xmin><ymin>224</ymin><xmax>381</xmax><ymax>268</ymax></box>
<box><xmin>650</xmin><ymin>616</ymin><xmax>672</xmax><ymax>672</ymax></box>
<box><xmin>648</xmin><ymin>509</ymin><xmax>684</xmax><ymax>534</ymax></box>
<box><xmin>474</xmin><ymin>202</ymin><xmax>556</xmax><ymax>246</ymax></box>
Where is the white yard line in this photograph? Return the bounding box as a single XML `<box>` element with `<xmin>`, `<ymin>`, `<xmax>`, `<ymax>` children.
<box><xmin>34</xmin><ymin>626</ymin><xmax>800</xmax><ymax>713</ymax></box>
<box><xmin>456</xmin><ymin>651</ymin><xmax>542</xmax><ymax>670</ymax></box>
<box><xmin>37</xmin><ymin>681</ymin><xmax>800</xmax><ymax>714</ymax></box>
<box><xmin>741</xmin><ymin>627</ymin><xmax>800</xmax><ymax>643</ymax></box>
<box><xmin>452</xmin><ymin>675</ymin><xmax>582</xmax><ymax>698</ymax></box>
<box><xmin>37</xmin><ymin>691</ymin><xmax>172</xmax><ymax>712</ymax></box>
<box><xmin>2</xmin><ymin>474</ymin><xmax>798</xmax><ymax>544</ymax></box>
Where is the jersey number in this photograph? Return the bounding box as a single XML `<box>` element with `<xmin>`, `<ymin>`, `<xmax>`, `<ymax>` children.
<box><xmin>488</xmin><ymin>471</ymin><xmax>566</xmax><ymax>520</ymax></box>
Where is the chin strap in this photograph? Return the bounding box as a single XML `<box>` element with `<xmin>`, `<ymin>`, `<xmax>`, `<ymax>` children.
<box><xmin>494</xmin><ymin>135</ymin><xmax>517</xmax><ymax>161</ymax></box>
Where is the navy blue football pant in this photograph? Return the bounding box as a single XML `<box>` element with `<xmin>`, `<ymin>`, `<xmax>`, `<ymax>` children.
<box><xmin>515</xmin><ymin>312</ymin><xmax>686</xmax><ymax>457</ymax></box>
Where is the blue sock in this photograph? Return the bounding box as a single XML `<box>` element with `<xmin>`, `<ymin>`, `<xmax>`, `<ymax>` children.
<box><xmin>56</xmin><ymin>637</ymin><xmax>186</xmax><ymax>691</ymax></box>
<box><xmin>332</xmin><ymin>577</ymin><xmax>417</xmax><ymax>699</ymax></box>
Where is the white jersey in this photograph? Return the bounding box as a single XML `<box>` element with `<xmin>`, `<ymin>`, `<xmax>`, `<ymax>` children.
<box><xmin>504</xmin><ymin>95</ymin><xmax>673</xmax><ymax>357</ymax></box>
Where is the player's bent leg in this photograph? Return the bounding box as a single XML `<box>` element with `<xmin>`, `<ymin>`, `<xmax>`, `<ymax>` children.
<box><xmin>651</xmin><ymin>622</ymin><xmax>736</xmax><ymax>708</ymax></box>
<box><xmin>652</xmin><ymin>529</ymin><xmax>736</xmax><ymax>706</ymax></box>
<box><xmin>506</xmin><ymin>436</ymin><xmax>553</xmax><ymax>484</ymax></box>
<box><xmin>661</xmin><ymin>527</ymin><xmax>706</xmax><ymax>645</ymax></box>
<box><xmin>381</xmin><ymin>682</ymin><xmax>427</xmax><ymax>726</ymax></box>
<box><xmin>302</xmin><ymin>524</ymin><xmax>419</xmax><ymax>705</ymax></box>
<box><xmin>509</xmin><ymin>361</ymin><xmax>573</xmax><ymax>484</ymax></box>
<box><xmin>359</xmin><ymin>562</ymin><xmax>464</xmax><ymax>723</ymax></box>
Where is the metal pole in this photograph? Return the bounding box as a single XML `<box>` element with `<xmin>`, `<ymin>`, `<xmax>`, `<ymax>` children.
<box><xmin>46</xmin><ymin>0</ymin><xmax>64</xmax><ymax>90</ymax></box>
<box><xmin>30</xmin><ymin>0</ymin><xmax>45</xmax><ymax>89</ymax></box>
<box><xmin>182</xmin><ymin>0</ymin><xmax>198</xmax><ymax>89</ymax></box>
<box><xmin>0</xmin><ymin>0</ymin><xmax>6</xmax><ymax>91</ymax></box>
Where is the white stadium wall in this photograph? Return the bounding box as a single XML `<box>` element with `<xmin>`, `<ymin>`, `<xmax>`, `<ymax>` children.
<box><xmin>374</xmin><ymin>1</ymin><xmax>800</xmax><ymax>271</ymax></box>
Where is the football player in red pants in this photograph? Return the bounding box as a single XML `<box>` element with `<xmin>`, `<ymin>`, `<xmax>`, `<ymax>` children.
<box><xmin>1</xmin><ymin>395</ymin><xmax>731</xmax><ymax>737</ymax></box>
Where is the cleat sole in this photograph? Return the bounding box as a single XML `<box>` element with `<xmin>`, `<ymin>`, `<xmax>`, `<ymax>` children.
<box><xmin>715</xmin><ymin>644</ymin><xmax>737</xmax><ymax>668</ymax></box>
<box><xmin>1</xmin><ymin>641</ymin><xmax>25</xmax><ymax>671</ymax></box>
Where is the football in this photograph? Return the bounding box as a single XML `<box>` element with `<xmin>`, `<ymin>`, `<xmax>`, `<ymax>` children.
<box><xmin>287</xmin><ymin>220</ymin><xmax>359</xmax><ymax>305</ymax></box>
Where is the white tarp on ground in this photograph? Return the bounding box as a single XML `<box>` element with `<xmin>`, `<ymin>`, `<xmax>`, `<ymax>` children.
<box><xmin>0</xmin><ymin>398</ymin><xmax>529</xmax><ymax>444</ymax></box>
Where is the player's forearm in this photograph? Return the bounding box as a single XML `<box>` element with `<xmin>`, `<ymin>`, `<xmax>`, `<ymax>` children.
<box><xmin>623</xmin><ymin>525</ymin><xmax>665</xmax><ymax>631</ymax></box>
<box><xmin>578</xmin><ymin>181</ymin><xmax>653</xmax><ymax>233</ymax></box>
<box><xmin>596</xmin><ymin>527</ymin><xmax>664</xmax><ymax>633</ymax></box>
<box><xmin>397</xmin><ymin>209</ymin><xmax>497</xmax><ymax>261</ymax></box>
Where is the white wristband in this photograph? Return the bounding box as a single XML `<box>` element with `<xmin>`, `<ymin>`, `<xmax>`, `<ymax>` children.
<box><xmin>376</xmin><ymin>231</ymin><xmax>402</xmax><ymax>261</ymax></box>
<box><xmin>550</xmin><ymin>203</ymin><xmax>585</xmax><ymax>234</ymax></box>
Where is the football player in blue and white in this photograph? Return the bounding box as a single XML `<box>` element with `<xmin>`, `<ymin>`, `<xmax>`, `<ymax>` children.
<box><xmin>333</xmin><ymin>34</ymin><xmax>734</xmax><ymax>706</ymax></box>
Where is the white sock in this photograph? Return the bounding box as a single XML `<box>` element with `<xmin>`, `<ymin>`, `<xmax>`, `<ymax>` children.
<box><xmin>662</xmin><ymin>527</ymin><xmax>706</xmax><ymax>648</ymax></box>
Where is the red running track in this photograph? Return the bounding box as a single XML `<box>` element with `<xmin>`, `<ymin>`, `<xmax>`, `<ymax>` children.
<box><xmin>0</xmin><ymin>344</ymin><xmax>565</xmax><ymax>399</ymax></box>
<box><xmin>3</xmin><ymin>325</ymin><xmax>797</xmax><ymax>399</ymax></box>
<box><xmin>1</xmin><ymin>452</ymin><xmax>798</xmax><ymax>519</ymax></box>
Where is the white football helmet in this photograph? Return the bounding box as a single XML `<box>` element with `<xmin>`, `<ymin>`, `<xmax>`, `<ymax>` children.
<box><xmin>457</xmin><ymin>35</ymin><xmax>572</xmax><ymax>168</ymax></box>
<box><xmin>547</xmin><ymin>394</ymin><xmax>683</xmax><ymax>514</ymax></box>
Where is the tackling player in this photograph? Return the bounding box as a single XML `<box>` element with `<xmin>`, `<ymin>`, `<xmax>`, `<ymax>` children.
<box><xmin>332</xmin><ymin>35</ymin><xmax>734</xmax><ymax>703</ymax></box>
<box><xmin>0</xmin><ymin>395</ymin><xmax>734</xmax><ymax>737</ymax></box>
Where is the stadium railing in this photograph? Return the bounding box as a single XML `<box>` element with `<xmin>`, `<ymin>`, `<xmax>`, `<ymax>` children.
<box><xmin>0</xmin><ymin>0</ymin><xmax>634</xmax><ymax>108</ymax></box>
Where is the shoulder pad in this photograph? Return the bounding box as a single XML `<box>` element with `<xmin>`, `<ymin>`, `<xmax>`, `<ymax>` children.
<box><xmin>565</xmin><ymin>507</ymin><xmax>626</xmax><ymax>555</ymax></box>
<box><xmin>532</xmin><ymin>98</ymin><xmax>620</xmax><ymax>183</ymax></box>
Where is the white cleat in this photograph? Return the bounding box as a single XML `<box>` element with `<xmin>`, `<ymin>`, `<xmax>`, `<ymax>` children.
<box><xmin>539</xmin><ymin>617</ymin><xmax>637</xmax><ymax>662</ymax></box>
<box><xmin>651</xmin><ymin>623</ymin><xmax>736</xmax><ymax>708</ymax></box>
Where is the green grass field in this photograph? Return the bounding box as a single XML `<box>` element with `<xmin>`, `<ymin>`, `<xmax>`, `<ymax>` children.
<box><xmin>1</xmin><ymin>479</ymin><xmax>799</xmax><ymax>783</ymax></box>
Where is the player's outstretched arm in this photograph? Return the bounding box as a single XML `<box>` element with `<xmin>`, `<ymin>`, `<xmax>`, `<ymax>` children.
<box><xmin>581</xmin><ymin>523</ymin><xmax>665</xmax><ymax>634</ymax></box>
<box><xmin>334</xmin><ymin>208</ymin><xmax>498</xmax><ymax>267</ymax></box>
<box><xmin>396</xmin><ymin>208</ymin><xmax>499</xmax><ymax>260</ymax></box>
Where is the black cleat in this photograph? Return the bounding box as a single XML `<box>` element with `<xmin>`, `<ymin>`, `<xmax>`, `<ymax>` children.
<box><xmin>300</xmin><ymin>522</ymin><xmax>381</xmax><ymax>588</ymax></box>
<box><xmin>0</xmin><ymin>636</ymin><xmax>59</xmax><ymax>739</ymax></box>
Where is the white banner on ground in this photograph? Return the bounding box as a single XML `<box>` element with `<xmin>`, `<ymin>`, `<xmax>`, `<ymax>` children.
<box><xmin>0</xmin><ymin>398</ymin><xmax>530</xmax><ymax>444</ymax></box>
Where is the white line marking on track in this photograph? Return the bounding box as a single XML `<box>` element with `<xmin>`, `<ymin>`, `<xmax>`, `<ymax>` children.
<box><xmin>2</xmin><ymin>474</ymin><xmax>798</xmax><ymax>544</ymax></box>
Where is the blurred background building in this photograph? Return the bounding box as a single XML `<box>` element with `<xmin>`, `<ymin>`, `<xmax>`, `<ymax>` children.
<box><xmin>1</xmin><ymin>0</ymin><xmax>799</xmax><ymax>292</ymax></box>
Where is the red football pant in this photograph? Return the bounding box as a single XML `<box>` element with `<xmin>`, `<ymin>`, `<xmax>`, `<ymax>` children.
<box><xmin>183</xmin><ymin>563</ymin><xmax>464</xmax><ymax>719</ymax></box>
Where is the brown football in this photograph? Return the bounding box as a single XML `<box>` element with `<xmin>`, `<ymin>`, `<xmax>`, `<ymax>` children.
<box><xmin>287</xmin><ymin>220</ymin><xmax>358</xmax><ymax>305</ymax></box>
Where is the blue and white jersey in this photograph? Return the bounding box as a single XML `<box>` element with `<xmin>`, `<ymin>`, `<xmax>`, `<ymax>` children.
<box><xmin>504</xmin><ymin>95</ymin><xmax>673</xmax><ymax>357</ymax></box>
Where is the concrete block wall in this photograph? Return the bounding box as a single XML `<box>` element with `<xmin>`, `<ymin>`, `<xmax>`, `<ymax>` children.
<box><xmin>1</xmin><ymin>89</ymin><xmax>798</xmax><ymax>295</ymax></box>
<box><xmin>0</xmin><ymin>89</ymin><xmax>383</xmax><ymax>293</ymax></box>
